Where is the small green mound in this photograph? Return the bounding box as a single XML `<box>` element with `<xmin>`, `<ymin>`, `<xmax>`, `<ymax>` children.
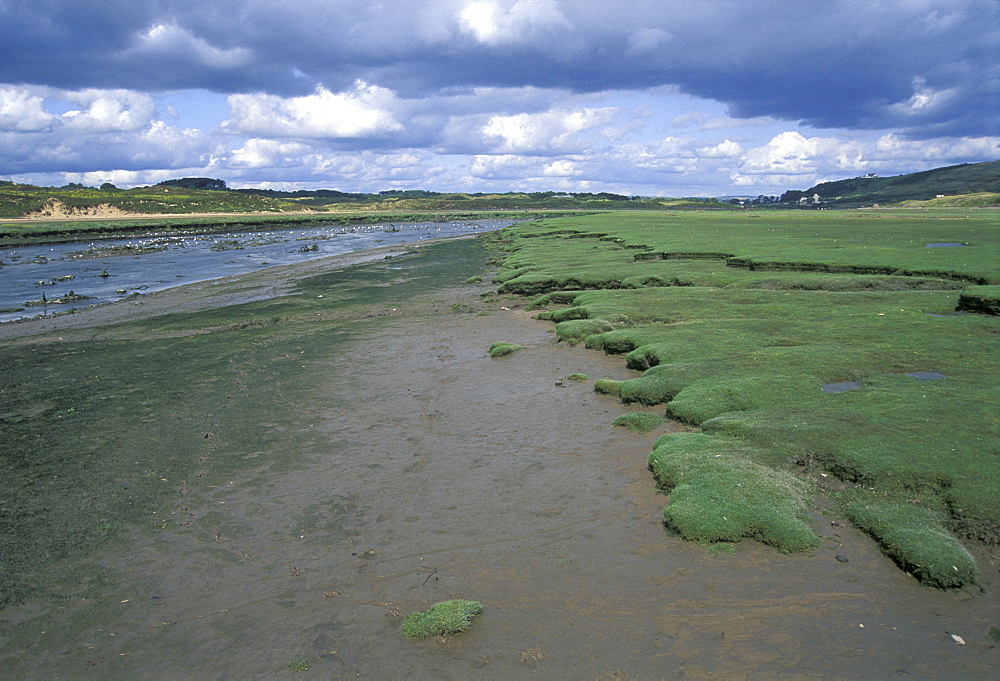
<box><xmin>488</xmin><ymin>342</ymin><xmax>524</xmax><ymax>358</ymax></box>
<box><xmin>566</xmin><ymin>373</ymin><xmax>591</xmax><ymax>381</ymax></box>
<box><xmin>842</xmin><ymin>497</ymin><xmax>978</xmax><ymax>589</ymax></box>
<box><xmin>649</xmin><ymin>433</ymin><xmax>819</xmax><ymax>553</ymax></box>
<box><xmin>594</xmin><ymin>378</ymin><xmax>622</xmax><ymax>396</ymax></box>
<box><xmin>956</xmin><ymin>285</ymin><xmax>1000</xmax><ymax>315</ymax></box>
<box><xmin>613</xmin><ymin>412</ymin><xmax>664</xmax><ymax>432</ymax></box>
<box><xmin>555</xmin><ymin>319</ymin><xmax>614</xmax><ymax>345</ymax></box>
<box><xmin>465</xmin><ymin>275</ymin><xmax>483</xmax><ymax>284</ymax></box>
<box><xmin>549</xmin><ymin>306</ymin><xmax>590</xmax><ymax>322</ymax></box>
<box><xmin>666</xmin><ymin>374</ymin><xmax>819</xmax><ymax>424</ymax></box>
<box><xmin>400</xmin><ymin>600</ymin><xmax>484</xmax><ymax>639</ymax></box>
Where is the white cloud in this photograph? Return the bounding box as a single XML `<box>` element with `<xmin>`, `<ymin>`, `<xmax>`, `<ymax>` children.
<box><xmin>61</xmin><ymin>89</ymin><xmax>156</xmax><ymax>132</ymax></box>
<box><xmin>222</xmin><ymin>83</ymin><xmax>404</xmax><ymax>139</ymax></box>
<box><xmin>481</xmin><ymin>107</ymin><xmax>618</xmax><ymax>153</ymax></box>
<box><xmin>542</xmin><ymin>159</ymin><xmax>582</xmax><ymax>176</ymax></box>
<box><xmin>132</xmin><ymin>23</ymin><xmax>251</xmax><ymax>69</ymax></box>
<box><xmin>459</xmin><ymin>0</ymin><xmax>570</xmax><ymax>45</ymax></box>
<box><xmin>230</xmin><ymin>138</ymin><xmax>310</xmax><ymax>168</ymax></box>
<box><xmin>730</xmin><ymin>131</ymin><xmax>865</xmax><ymax>186</ymax></box>
<box><xmin>890</xmin><ymin>77</ymin><xmax>958</xmax><ymax>116</ymax></box>
<box><xmin>0</xmin><ymin>86</ymin><xmax>56</xmax><ymax>132</ymax></box>
<box><xmin>470</xmin><ymin>153</ymin><xmax>536</xmax><ymax>178</ymax></box>
<box><xmin>698</xmin><ymin>139</ymin><xmax>743</xmax><ymax>158</ymax></box>
<box><xmin>873</xmin><ymin>133</ymin><xmax>1000</xmax><ymax>161</ymax></box>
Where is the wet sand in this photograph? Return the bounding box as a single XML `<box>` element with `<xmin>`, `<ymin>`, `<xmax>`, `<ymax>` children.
<box><xmin>1</xmin><ymin>239</ymin><xmax>997</xmax><ymax>679</ymax></box>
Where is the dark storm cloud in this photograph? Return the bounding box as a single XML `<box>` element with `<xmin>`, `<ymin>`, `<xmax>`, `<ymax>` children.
<box><xmin>2</xmin><ymin>0</ymin><xmax>997</xmax><ymax>138</ymax></box>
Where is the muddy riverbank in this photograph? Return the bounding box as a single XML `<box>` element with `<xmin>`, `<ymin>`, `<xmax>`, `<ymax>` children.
<box><xmin>0</xmin><ymin>237</ymin><xmax>996</xmax><ymax>679</ymax></box>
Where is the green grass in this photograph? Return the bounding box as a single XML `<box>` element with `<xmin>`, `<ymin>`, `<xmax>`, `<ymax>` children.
<box><xmin>841</xmin><ymin>496</ymin><xmax>978</xmax><ymax>588</ymax></box>
<box><xmin>648</xmin><ymin>433</ymin><xmax>819</xmax><ymax>553</ymax></box>
<box><xmin>612</xmin><ymin>412</ymin><xmax>664</xmax><ymax>433</ymax></box>
<box><xmin>488</xmin><ymin>209</ymin><xmax>999</xmax><ymax>587</ymax></box>
<box><xmin>400</xmin><ymin>600</ymin><xmax>484</xmax><ymax>639</ymax></box>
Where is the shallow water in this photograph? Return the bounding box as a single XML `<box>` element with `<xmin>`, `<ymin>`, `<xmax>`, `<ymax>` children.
<box><xmin>904</xmin><ymin>371</ymin><xmax>947</xmax><ymax>381</ymax></box>
<box><xmin>0</xmin><ymin>219</ymin><xmax>511</xmax><ymax>322</ymax></box>
<box><xmin>822</xmin><ymin>381</ymin><xmax>862</xmax><ymax>394</ymax></box>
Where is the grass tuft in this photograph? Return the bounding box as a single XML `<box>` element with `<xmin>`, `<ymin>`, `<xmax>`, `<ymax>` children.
<box><xmin>554</xmin><ymin>319</ymin><xmax>614</xmax><ymax>345</ymax></box>
<box><xmin>842</xmin><ymin>496</ymin><xmax>978</xmax><ymax>588</ymax></box>
<box><xmin>488</xmin><ymin>342</ymin><xmax>524</xmax><ymax>358</ymax></box>
<box><xmin>400</xmin><ymin>600</ymin><xmax>484</xmax><ymax>639</ymax></box>
<box><xmin>648</xmin><ymin>433</ymin><xmax>819</xmax><ymax>553</ymax></box>
<box><xmin>612</xmin><ymin>412</ymin><xmax>664</xmax><ymax>432</ymax></box>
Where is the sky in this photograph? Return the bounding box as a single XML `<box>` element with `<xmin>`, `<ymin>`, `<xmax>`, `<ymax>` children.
<box><xmin>0</xmin><ymin>0</ymin><xmax>998</xmax><ymax>197</ymax></box>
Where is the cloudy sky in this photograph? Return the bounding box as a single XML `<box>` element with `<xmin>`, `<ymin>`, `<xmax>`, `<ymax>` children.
<box><xmin>1</xmin><ymin>0</ymin><xmax>997</xmax><ymax>196</ymax></box>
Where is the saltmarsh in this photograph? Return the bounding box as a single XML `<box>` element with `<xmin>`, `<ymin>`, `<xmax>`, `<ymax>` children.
<box><xmin>489</xmin><ymin>209</ymin><xmax>999</xmax><ymax>588</ymax></box>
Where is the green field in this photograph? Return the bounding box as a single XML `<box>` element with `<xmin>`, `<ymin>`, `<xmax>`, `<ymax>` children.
<box><xmin>490</xmin><ymin>209</ymin><xmax>999</xmax><ymax>588</ymax></box>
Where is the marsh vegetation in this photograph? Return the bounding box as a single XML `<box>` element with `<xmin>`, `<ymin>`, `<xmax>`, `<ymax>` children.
<box><xmin>491</xmin><ymin>209</ymin><xmax>999</xmax><ymax>588</ymax></box>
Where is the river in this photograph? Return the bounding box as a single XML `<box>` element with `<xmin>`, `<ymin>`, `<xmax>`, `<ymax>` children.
<box><xmin>0</xmin><ymin>219</ymin><xmax>513</xmax><ymax>323</ymax></box>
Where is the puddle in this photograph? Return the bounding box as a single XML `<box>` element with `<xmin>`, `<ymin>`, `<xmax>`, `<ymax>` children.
<box><xmin>905</xmin><ymin>371</ymin><xmax>947</xmax><ymax>380</ymax></box>
<box><xmin>822</xmin><ymin>381</ymin><xmax>862</xmax><ymax>393</ymax></box>
<box><xmin>925</xmin><ymin>242</ymin><xmax>966</xmax><ymax>247</ymax></box>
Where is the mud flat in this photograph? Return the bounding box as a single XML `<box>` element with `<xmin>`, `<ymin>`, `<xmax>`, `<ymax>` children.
<box><xmin>0</xmin><ymin>237</ymin><xmax>996</xmax><ymax>679</ymax></box>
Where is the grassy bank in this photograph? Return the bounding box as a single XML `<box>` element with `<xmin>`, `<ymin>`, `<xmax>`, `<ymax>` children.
<box><xmin>0</xmin><ymin>239</ymin><xmax>493</xmax><ymax>608</ymax></box>
<box><xmin>488</xmin><ymin>209</ymin><xmax>999</xmax><ymax>588</ymax></box>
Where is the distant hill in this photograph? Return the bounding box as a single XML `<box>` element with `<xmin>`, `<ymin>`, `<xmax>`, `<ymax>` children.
<box><xmin>780</xmin><ymin>160</ymin><xmax>1000</xmax><ymax>206</ymax></box>
<box><xmin>0</xmin><ymin>179</ymin><xmax>727</xmax><ymax>219</ymax></box>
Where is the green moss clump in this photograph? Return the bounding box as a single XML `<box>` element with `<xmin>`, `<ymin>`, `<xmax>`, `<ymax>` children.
<box><xmin>400</xmin><ymin>600</ymin><xmax>484</xmax><ymax>639</ymax></box>
<box><xmin>566</xmin><ymin>373</ymin><xmax>590</xmax><ymax>381</ymax></box>
<box><xmin>842</xmin><ymin>497</ymin><xmax>978</xmax><ymax>589</ymax></box>
<box><xmin>613</xmin><ymin>412</ymin><xmax>664</xmax><ymax>432</ymax></box>
<box><xmin>555</xmin><ymin>319</ymin><xmax>614</xmax><ymax>345</ymax></box>
<box><xmin>648</xmin><ymin>433</ymin><xmax>819</xmax><ymax>553</ymax></box>
<box><xmin>465</xmin><ymin>275</ymin><xmax>483</xmax><ymax>284</ymax></box>
<box><xmin>488</xmin><ymin>342</ymin><xmax>524</xmax><ymax>358</ymax></box>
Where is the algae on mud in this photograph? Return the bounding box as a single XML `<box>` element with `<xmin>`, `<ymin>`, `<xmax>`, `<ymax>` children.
<box><xmin>400</xmin><ymin>599</ymin><xmax>484</xmax><ymax>639</ymax></box>
<box><xmin>0</xmin><ymin>238</ymin><xmax>496</xmax><ymax>609</ymax></box>
<box><xmin>487</xmin><ymin>209</ymin><xmax>1000</xmax><ymax>587</ymax></box>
